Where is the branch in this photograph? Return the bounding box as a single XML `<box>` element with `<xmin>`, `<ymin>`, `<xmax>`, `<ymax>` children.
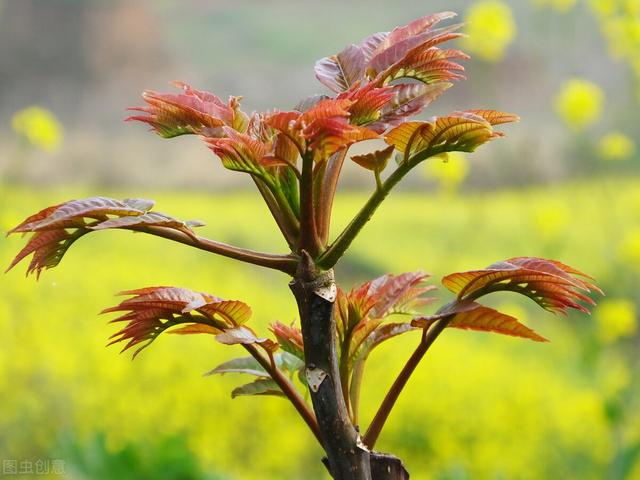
<box><xmin>299</xmin><ymin>153</ymin><xmax>323</xmax><ymax>256</ymax></box>
<box><xmin>317</xmin><ymin>148</ymin><xmax>443</xmax><ymax>269</ymax></box>
<box><xmin>317</xmin><ymin>161</ymin><xmax>412</xmax><ymax>269</ymax></box>
<box><xmin>252</xmin><ymin>176</ymin><xmax>300</xmax><ymax>251</ymax></box>
<box><xmin>362</xmin><ymin>316</ymin><xmax>451</xmax><ymax>449</ymax></box>
<box><xmin>128</xmin><ymin>225</ymin><xmax>298</xmax><ymax>275</ymax></box>
<box><xmin>242</xmin><ymin>343</ymin><xmax>322</xmax><ymax>446</ymax></box>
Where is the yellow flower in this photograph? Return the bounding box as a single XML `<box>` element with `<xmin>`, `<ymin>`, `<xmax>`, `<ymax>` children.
<box><xmin>423</xmin><ymin>152</ymin><xmax>469</xmax><ymax>193</ymax></box>
<box><xmin>11</xmin><ymin>106</ymin><xmax>64</xmax><ymax>153</ymax></box>
<box><xmin>554</xmin><ymin>79</ymin><xmax>604</xmax><ymax>130</ymax></box>
<box><xmin>596</xmin><ymin>299</ymin><xmax>637</xmax><ymax>343</ymax></box>
<box><xmin>598</xmin><ymin>132</ymin><xmax>636</xmax><ymax>161</ymax></box>
<box><xmin>462</xmin><ymin>0</ymin><xmax>516</xmax><ymax>62</ymax></box>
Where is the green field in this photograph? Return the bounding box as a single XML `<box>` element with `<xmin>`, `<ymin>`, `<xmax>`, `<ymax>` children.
<box><xmin>1</xmin><ymin>178</ymin><xmax>639</xmax><ymax>479</ymax></box>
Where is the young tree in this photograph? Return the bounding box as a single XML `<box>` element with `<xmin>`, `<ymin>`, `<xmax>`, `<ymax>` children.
<box><xmin>6</xmin><ymin>12</ymin><xmax>600</xmax><ymax>480</ymax></box>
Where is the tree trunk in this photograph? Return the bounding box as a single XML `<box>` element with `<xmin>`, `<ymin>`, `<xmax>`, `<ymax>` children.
<box><xmin>290</xmin><ymin>254</ymin><xmax>371</xmax><ymax>479</ymax></box>
<box><xmin>290</xmin><ymin>253</ymin><xmax>410</xmax><ymax>480</ymax></box>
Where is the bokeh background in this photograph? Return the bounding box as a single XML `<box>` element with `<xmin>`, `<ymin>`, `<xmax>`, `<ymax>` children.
<box><xmin>1</xmin><ymin>0</ymin><xmax>639</xmax><ymax>478</ymax></box>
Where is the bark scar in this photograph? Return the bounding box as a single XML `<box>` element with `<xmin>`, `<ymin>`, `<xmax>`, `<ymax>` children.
<box><xmin>305</xmin><ymin>366</ymin><xmax>328</xmax><ymax>392</ymax></box>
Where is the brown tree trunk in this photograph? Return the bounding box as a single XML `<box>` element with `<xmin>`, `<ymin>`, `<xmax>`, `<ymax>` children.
<box><xmin>290</xmin><ymin>254</ymin><xmax>371</xmax><ymax>479</ymax></box>
<box><xmin>290</xmin><ymin>253</ymin><xmax>410</xmax><ymax>480</ymax></box>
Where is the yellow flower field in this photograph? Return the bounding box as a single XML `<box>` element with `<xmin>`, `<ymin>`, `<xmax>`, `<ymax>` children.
<box><xmin>1</xmin><ymin>178</ymin><xmax>638</xmax><ymax>479</ymax></box>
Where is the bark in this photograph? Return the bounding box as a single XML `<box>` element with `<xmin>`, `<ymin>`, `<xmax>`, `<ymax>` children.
<box><xmin>290</xmin><ymin>253</ymin><xmax>411</xmax><ymax>480</ymax></box>
<box><xmin>290</xmin><ymin>253</ymin><xmax>371</xmax><ymax>480</ymax></box>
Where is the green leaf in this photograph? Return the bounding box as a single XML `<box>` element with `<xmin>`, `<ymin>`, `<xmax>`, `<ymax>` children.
<box><xmin>231</xmin><ymin>379</ymin><xmax>283</xmax><ymax>399</ymax></box>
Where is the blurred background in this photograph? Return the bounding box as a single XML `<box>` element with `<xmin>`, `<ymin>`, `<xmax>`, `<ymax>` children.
<box><xmin>1</xmin><ymin>0</ymin><xmax>639</xmax><ymax>478</ymax></box>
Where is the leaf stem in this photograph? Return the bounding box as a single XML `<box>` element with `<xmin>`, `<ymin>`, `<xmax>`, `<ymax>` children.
<box><xmin>362</xmin><ymin>317</ymin><xmax>451</xmax><ymax>449</ymax></box>
<box><xmin>317</xmin><ymin>148</ymin><xmax>443</xmax><ymax>269</ymax></box>
<box><xmin>299</xmin><ymin>153</ymin><xmax>322</xmax><ymax>256</ymax></box>
<box><xmin>317</xmin><ymin>161</ymin><xmax>412</xmax><ymax>269</ymax></box>
<box><xmin>243</xmin><ymin>343</ymin><xmax>323</xmax><ymax>445</ymax></box>
<box><xmin>128</xmin><ymin>225</ymin><xmax>298</xmax><ymax>275</ymax></box>
<box><xmin>252</xmin><ymin>176</ymin><xmax>300</xmax><ymax>251</ymax></box>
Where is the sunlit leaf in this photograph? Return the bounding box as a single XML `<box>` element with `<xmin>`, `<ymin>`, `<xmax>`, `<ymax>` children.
<box><xmin>385</xmin><ymin>111</ymin><xmax>518</xmax><ymax>161</ymax></box>
<box><xmin>215</xmin><ymin>326</ymin><xmax>269</xmax><ymax>346</ymax></box>
<box><xmin>270</xmin><ymin>322</ymin><xmax>305</xmax><ymax>360</ymax></box>
<box><xmin>8</xmin><ymin>197</ymin><xmax>152</xmax><ymax>233</ymax></box>
<box><xmin>127</xmin><ymin>81</ymin><xmax>248</xmax><ymax>138</ymax></box>
<box><xmin>5</xmin><ymin>197</ymin><xmax>201</xmax><ymax>278</ymax></box>
<box><xmin>442</xmin><ymin>257</ymin><xmax>601</xmax><ymax>315</ymax></box>
<box><xmin>413</xmin><ymin>301</ymin><xmax>548</xmax><ymax>342</ymax></box>
<box><xmin>351</xmin><ymin>145</ymin><xmax>395</xmax><ymax>172</ymax></box>
<box><xmin>337</xmin><ymin>83</ymin><xmax>396</xmax><ymax>126</ymax></box>
<box><xmin>102</xmin><ymin>286</ymin><xmax>253</xmax><ymax>358</ymax></box>
<box><xmin>369</xmin><ymin>83</ymin><xmax>452</xmax><ymax>132</ymax></box>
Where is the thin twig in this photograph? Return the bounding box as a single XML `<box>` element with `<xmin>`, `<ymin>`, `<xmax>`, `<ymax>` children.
<box><xmin>127</xmin><ymin>225</ymin><xmax>298</xmax><ymax>275</ymax></box>
<box><xmin>243</xmin><ymin>344</ymin><xmax>322</xmax><ymax>446</ymax></box>
<box><xmin>362</xmin><ymin>317</ymin><xmax>452</xmax><ymax>449</ymax></box>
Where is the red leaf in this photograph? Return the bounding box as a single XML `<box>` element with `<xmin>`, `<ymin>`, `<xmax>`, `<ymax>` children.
<box><xmin>337</xmin><ymin>83</ymin><xmax>396</xmax><ymax>126</ymax></box>
<box><xmin>369</xmin><ymin>83</ymin><xmax>452</xmax><ymax>132</ymax></box>
<box><xmin>441</xmin><ymin>257</ymin><xmax>601</xmax><ymax>315</ymax></box>
<box><xmin>5</xmin><ymin>197</ymin><xmax>195</xmax><ymax>278</ymax></box>
<box><xmin>414</xmin><ymin>301</ymin><xmax>549</xmax><ymax>342</ymax></box>
<box><xmin>126</xmin><ymin>82</ymin><xmax>248</xmax><ymax>138</ymax></box>
<box><xmin>351</xmin><ymin>145</ymin><xmax>395</xmax><ymax>172</ymax></box>
<box><xmin>103</xmin><ymin>285</ymin><xmax>253</xmax><ymax>358</ymax></box>
<box><xmin>315</xmin><ymin>44</ymin><xmax>367</xmax><ymax>93</ymax></box>
<box><xmin>8</xmin><ymin>197</ymin><xmax>152</xmax><ymax>233</ymax></box>
<box><xmin>90</xmin><ymin>212</ymin><xmax>203</xmax><ymax>239</ymax></box>
<box><xmin>270</xmin><ymin>322</ymin><xmax>304</xmax><ymax>360</ymax></box>
<box><xmin>369</xmin><ymin>24</ymin><xmax>463</xmax><ymax>77</ymax></box>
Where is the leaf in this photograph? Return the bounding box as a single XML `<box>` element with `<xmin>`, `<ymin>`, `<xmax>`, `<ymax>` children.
<box><xmin>5</xmin><ymin>197</ymin><xmax>186</xmax><ymax>278</ymax></box>
<box><xmin>215</xmin><ymin>326</ymin><xmax>268</xmax><ymax>346</ymax></box>
<box><xmin>205</xmin><ymin>356</ymin><xmax>268</xmax><ymax>377</ymax></box>
<box><xmin>413</xmin><ymin>301</ymin><xmax>548</xmax><ymax>342</ymax></box>
<box><xmin>5</xmin><ymin>228</ymin><xmax>89</xmax><ymax>279</ymax></box>
<box><xmin>385</xmin><ymin>111</ymin><xmax>518</xmax><ymax>161</ymax></box>
<box><xmin>315</xmin><ymin>44</ymin><xmax>367</xmax><ymax>93</ymax></box>
<box><xmin>369</xmin><ymin>83</ymin><xmax>452</xmax><ymax>132</ymax></box>
<box><xmin>127</xmin><ymin>82</ymin><xmax>248</xmax><ymax>138</ymax></box>
<box><xmin>379</xmin><ymin>47</ymin><xmax>468</xmax><ymax>86</ymax></box>
<box><xmin>350</xmin><ymin>322</ymin><xmax>418</xmax><ymax>365</ymax></box>
<box><xmin>294</xmin><ymin>94</ymin><xmax>332</xmax><ymax>113</ymax></box>
<box><xmin>383</xmin><ymin>12</ymin><xmax>458</xmax><ymax>48</ymax></box>
<box><xmin>270</xmin><ymin>322</ymin><xmax>304</xmax><ymax>360</ymax></box>
<box><xmin>8</xmin><ymin>197</ymin><xmax>152</xmax><ymax>233</ymax></box>
<box><xmin>90</xmin><ymin>212</ymin><xmax>203</xmax><ymax>239</ymax></box>
<box><xmin>102</xmin><ymin>286</ymin><xmax>253</xmax><ymax>358</ymax></box>
<box><xmin>205</xmin><ymin>352</ymin><xmax>304</xmax><ymax>378</ymax></box>
<box><xmin>231</xmin><ymin>379</ymin><xmax>283</xmax><ymax>399</ymax></box>
<box><xmin>351</xmin><ymin>145</ymin><xmax>395</xmax><ymax>172</ymax></box>
<box><xmin>205</xmin><ymin>127</ymin><xmax>271</xmax><ymax>177</ymax></box>
<box><xmin>441</xmin><ymin>257</ymin><xmax>601</xmax><ymax>315</ymax></box>
<box><xmin>369</xmin><ymin>24</ymin><xmax>464</xmax><ymax>78</ymax></box>
<box><xmin>337</xmin><ymin>83</ymin><xmax>396</xmax><ymax>126</ymax></box>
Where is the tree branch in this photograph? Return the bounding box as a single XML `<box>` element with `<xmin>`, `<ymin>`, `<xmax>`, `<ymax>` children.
<box><xmin>363</xmin><ymin>317</ymin><xmax>451</xmax><ymax>449</ymax></box>
<box><xmin>317</xmin><ymin>148</ymin><xmax>444</xmax><ymax>269</ymax></box>
<box><xmin>127</xmin><ymin>225</ymin><xmax>298</xmax><ymax>275</ymax></box>
<box><xmin>242</xmin><ymin>343</ymin><xmax>322</xmax><ymax>446</ymax></box>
